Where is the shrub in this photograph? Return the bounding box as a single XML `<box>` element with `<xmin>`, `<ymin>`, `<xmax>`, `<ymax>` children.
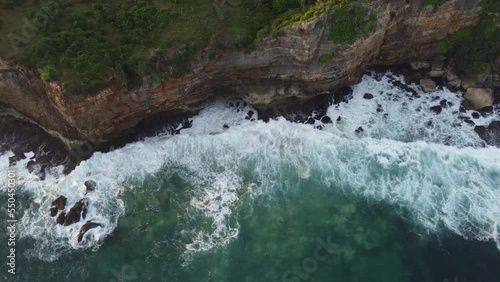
<box><xmin>41</xmin><ymin>65</ymin><xmax>59</xmax><ymax>82</ymax></box>
<box><xmin>329</xmin><ymin>5</ymin><xmax>376</xmax><ymax>45</ymax></box>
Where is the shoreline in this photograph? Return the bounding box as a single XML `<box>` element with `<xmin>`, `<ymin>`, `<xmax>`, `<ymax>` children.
<box><xmin>0</xmin><ymin>64</ymin><xmax>499</xmax><ymax>176</ymax></box>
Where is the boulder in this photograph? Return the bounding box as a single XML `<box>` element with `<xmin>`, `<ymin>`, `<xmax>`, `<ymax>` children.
<box><xmin>420</xmin><ymin>78</ymin><xmax>436</xmax><ymax>93</ymax></box>
<box><xmin>429</xmin><ymin>70</ymin><xmax>446</xmax><ymax>78</ymax></box>
<box><xmin>431</xmin><ymin>60</ymin><xmax>444</xmax><ymax>71</ymax></box>
<box><xmin>461</xmin><ymin>79</ymin><xmax>479</xmax><ymax>90</ymax></box>
<box><xmin>447</xmin><ymin>79</ymin><xmax>462</xmax><ymax>91</ymax></box>
<box><xmin>446</xmin><ymin>71</ymin><xmax>459</xmax><ymax>82</ymax></box>
<box><xmin>464</xmin><ymin>88</ymin><xmax>494</xmax><ymax>110</ymax></box>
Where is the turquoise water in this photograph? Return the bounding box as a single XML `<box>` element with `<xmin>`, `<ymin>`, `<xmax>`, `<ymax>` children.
<box><xmin>1</xmin><ymin>72</ymin><xmax>500</xmax><ymax>281</ymax></box>
<box><xmin>3</xmin><ymin>169</ymin><xmax>500</xmax><ymax>282</ymax></box>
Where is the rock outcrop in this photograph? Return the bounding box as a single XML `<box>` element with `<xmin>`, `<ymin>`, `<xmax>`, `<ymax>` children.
<box><xmin>77</xmin><ymin>221</ymin><xmax>103</xmax><ymax>243</ymax></box>
<box><xmin>56</xmin><ymin>199</ymin><xmax>89</xmax><ymax>226</ymax></box>
<box><xmin>0</xmin><ymin>0</ymin><xmax>484</xmax><ymax>143</ymax></box>
<box><xmin>49</xmin><ymin>196</ymin><xmax>67</xmax><ymax>217</ymax></box>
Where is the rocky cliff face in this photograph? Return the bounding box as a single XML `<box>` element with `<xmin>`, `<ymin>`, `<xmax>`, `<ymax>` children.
<box><xmin>0</xmin><ymin>0</ymin><xmax>483</xmax><ymax>142</ymax></box>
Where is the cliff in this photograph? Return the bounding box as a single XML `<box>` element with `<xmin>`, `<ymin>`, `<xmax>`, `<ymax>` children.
<box><xmin>0</xmin><ymin>0</ymin><xmax>484</xmax><ymax>143</ymax></box>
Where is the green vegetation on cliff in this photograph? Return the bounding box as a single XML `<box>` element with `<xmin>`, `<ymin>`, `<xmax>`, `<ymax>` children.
<box><xmin>0</xmin><ymin>0</ymin><xmax>328</xmax><ymax>95</ymax></box>
<box><xmin>0</xmin><ymin>0</ymin><xmax>374</xmax><ymax>95</ymax></box>
<box><xmin>437</xmin><ymin>0</ymin><xmax>499</xmax><ymax>74</ymax></box>
<box><xmin>329</xmin><ymin>4</ymin><xmax>376</xmax><ymax>45</ymax></box>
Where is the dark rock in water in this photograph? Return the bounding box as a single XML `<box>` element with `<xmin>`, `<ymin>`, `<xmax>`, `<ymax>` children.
<box><xmin>430</xmin><ymin>105</ymin><xmax>442</xmax><ymax>114</ymax></box>
<box><xmin>472</xmin><ymin>112</ymin><xmax>480</xmax><ymax>119</ymax></box>
<box><xmin>337</xmin><ymin>116</ymin><xmax>342</xmax><ymax>122</ymax></box>
<box><xmin>50</xmin><ymin>196</ymin><xmax>67</xmax><ymax>217</ymax></box>
<box><xmin>27</xmin><ymin>160</ymin><xmax>36</xmax><ymax>173</ymax></box>
<box><xmin>84</xmin><ymin>180</ymin><xmax>97</xmax><ymax>193</ymax></box>
<box><xmin>475</xmin><ymin>121</ymin><xmax>500</xmax><ymax>146</ymax></box>
<box><xmin>459</xmin><ymin>105</ymin><xmax>467</xmax><ymax>113</ymax></box>
<box><xmin>56</xmin><ymin>212</ymin><xmax>66</xmax><ymax>225</ymax></box>
<box><xmin>49</xmin><ymin>207</ymin><xmax>58</xmax><ymax>217</ymax></box>
<box><xmin>247</xmin><ymin>110</ymin><xmax>255</xmax><ymax>118</ymax></box>
<box><xmin>376</xmin><ymin>104</ymin><xmax>384</xmax><ymax>113</ymax></box>
<box><xmin>315</xmin><ymin>125</ymin><xmax>323</xmax><ymax>130</ymax></box>
<box><xmin>223</xmin><ymin>124</ymin><xmax>230</xmax><ymax>129</ymax></box>
<box><xmin>440</xmin><ymin>99</ymin><xmax>448</xmax><ymax>108</ymax></box>
<box><xmin>355</xmin><ymin>127</ymin><xmax>364</xmax><ymax>133</ymax></box>
<box><xmin>363</xmin><ymin>93</ymin><xmax>374</xmax><ymax>99</ymax></box>
<box><xmin>305</xmin><ymin>118</ymin><xmax>315</xmax><ymax>124</ymax></box>
<box><xmin>77</xmin><ymin>221</ymin><xmax>103</xmax><ymax>243</ymax></box>
<box><xmin>256</xmin><ymin>93</ymin><xmax>331</xmax><ymax>123</ymax></box>
<box><xmin>57</xmin><ymin>199</ymin><xmax>89</xmax><ymax>226</ymax></box>
<box><xmin>464</xmin><ymin>119</ymin><xmax>475</xmax><ymax>125</ymax></box>
<box><xmin>333</xmin><ymin>87</ymin><xmax>353</xmax><ymax>104</ymax></box>
<box><xmin>391</xmin><ymin>79</ymin><xmax>419</xmax><ymax>96</ymax></box>
<box><xmin>478</xmin><ymin>106</ymin><xmax>493</xmax><ymax>113</ymax></box>
<box><xmin>320</xmin><ymin>116</ymin><xmax>332</xmax><ymax>124</ymax></box>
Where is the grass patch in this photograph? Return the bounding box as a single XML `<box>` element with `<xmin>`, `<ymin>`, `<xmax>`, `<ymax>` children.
<box><xmin>318</xmin><ymin>53</ymin><xmax>335</xmax><ymax>65</ymax></box>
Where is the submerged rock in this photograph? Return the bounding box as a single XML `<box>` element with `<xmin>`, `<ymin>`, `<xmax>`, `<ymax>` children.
<box><xmin>77</xmin><ymin>221</ymin><xmax>103</xmax><ymax>243</ymax></box>
<box><xmin>420</xmin><ymin>78</ymin><xmax>436</xmax><ymax>93</ymax></box>
<box><xmin>464</xmin><ymin>88</ymin><xmax>494</xmax><ymax>110</ymax></box>
<box><xmin>84</xmin><ymin>180</ymin><xmax>97</xmax><ymax>193</ymax></box>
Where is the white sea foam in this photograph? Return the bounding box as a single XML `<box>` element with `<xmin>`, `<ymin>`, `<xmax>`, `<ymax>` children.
<box><xmin>324</xmin><ymin>71</ymin><xmax>499</xmax><ymax>146</ymax></box>
<box><xmin>1</xmin><ymin>72</ymin><xmax>499</xmax><ymax>262</ymax></box>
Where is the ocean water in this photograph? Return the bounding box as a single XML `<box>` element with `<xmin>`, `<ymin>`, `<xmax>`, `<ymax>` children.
<box><xmin>1</xmin><ymin>71</ymin><xmax>500</xmax><ymax>282</ymax></box>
